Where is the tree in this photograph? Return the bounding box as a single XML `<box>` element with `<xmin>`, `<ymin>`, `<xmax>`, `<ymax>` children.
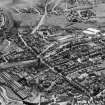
<box><xmin>67</xmin><ymin>0</ymin><xmax>76</xmax><ymax>5</ymax></box>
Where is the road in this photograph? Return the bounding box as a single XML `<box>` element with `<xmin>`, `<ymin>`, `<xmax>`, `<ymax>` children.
<box><xmin>0</xmin><ymin>59</ymin><xmax>38</xmax><ymax>69</ymax></box>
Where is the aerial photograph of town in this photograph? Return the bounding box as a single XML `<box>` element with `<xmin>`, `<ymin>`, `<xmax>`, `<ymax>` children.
<box><xmin>1</xmin><ymin>0</ymin><xmax>105</xmax><ymax>105</ymax></box>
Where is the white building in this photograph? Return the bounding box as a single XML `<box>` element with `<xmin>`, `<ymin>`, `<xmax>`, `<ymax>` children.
<box><xmin>83</xmin><ymin>28</ymin><xmax>100</xmax><ymax>35</ymax></box>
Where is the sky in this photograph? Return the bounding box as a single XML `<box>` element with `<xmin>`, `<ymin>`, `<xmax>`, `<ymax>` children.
<box><xmin>0</xmin><ymin>0</ymin><xmax>36</xmax><ymax>8</ymax></box>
